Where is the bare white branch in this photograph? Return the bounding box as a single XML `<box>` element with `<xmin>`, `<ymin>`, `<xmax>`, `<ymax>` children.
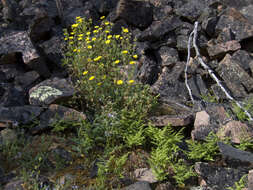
<box><xmin>185</xmin><ymin>21</ymin><xmax>253</xmax><ymax>121</ymax></box>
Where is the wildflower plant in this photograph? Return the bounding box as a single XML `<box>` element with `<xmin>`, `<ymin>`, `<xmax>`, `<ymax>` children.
<box><xmin>63</xmin><ymin>16</ymin><xmax>139</xmax><ymax>112</ymax></box>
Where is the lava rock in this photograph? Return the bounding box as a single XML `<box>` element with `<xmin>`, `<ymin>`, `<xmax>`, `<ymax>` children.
<box><xmin>29</xmin><ymin>77</ymin><xmax>75</xmax><ymax>106</ymax></box>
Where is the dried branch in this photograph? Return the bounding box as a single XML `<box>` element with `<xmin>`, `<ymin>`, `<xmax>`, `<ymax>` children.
<box><xmin>185</xmin><ymin>21</ymin><xmax>253</xmax><ymax>121</ymax></box>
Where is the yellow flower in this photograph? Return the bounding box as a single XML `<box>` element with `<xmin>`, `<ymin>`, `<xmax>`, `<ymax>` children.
<box><xmin>87</xmin><ymin>45</ymin><xmax>92</xmax><ymax>49</ymax></box>
<box><xmin>71</xmin><ymin>23</ymin><xmax>78</xmax><ymax>28</ymax></box>
<box><xmin>86</xmin><ymin>37</ymin><xmax>90</xmax><ymax>41</ymax></box>
<box><xmin>98</xmin><ymin>27</ymin><xmax>103</xmax><ymax>31</ymax></box>
<box><xmin>94</xmin><ymin>56</ymin><xmax>102</xmax><ymax>61</ymax></box>
<box><xmin>86</xmin><ymin>40</ymin><xmax>91</xmax><ymax>44</ymax></box>
<box><xmin>92</xmin><ymin>37</ymin><xmax>96</xmax><ymax>41</ymax></box>
<box><xmin>69</xmin><ymin>36</ymin><xmax>74</xmax><ymax>40</ymax></box>
<box><xmin>115</xmin><ymin>35</ymin><xmax>120</xmax><ymax>39</ymax></box>
<box><xmin>76</xmin><ymin>16</ymin><xmax>81</xmax><ymax>20</ymax></box>
<box><xmin>133</xmin><ymin>54</ymin><xmax>138</xmax><ymax>59</ymax></box>
<box><xmin>69</xmin><ymin>41</ymin><xmax>74</xmax><ymax>45</ymax></box>
<box><xmin>83</xmin><ymin>71</ymin><xmax>88</xmax><ymax>75</ymax></box>
<box><xmin>120</xmin><ymin>37</ymin><xmax>123</xmax><ymax>40</ymax></box>
<box><xmin>100</xmin><ymin>16</ymin><xmax>105</xmax><ymax>20</ymax></box>
<box><xmin>114</xmin><ymin>60</ymin><xmax>120</xmax><ymax>64</ymax></box>
<box><xmin>103</xmin><ymin>75</ymin><xmax>106</xmax><ymax>79</ymax></box>
<box><xmin>117</xmin><ymin>80</ymin><xmax>123</xmax><ymax>85</ymax></box>
<box><xmin>129</xmin><ymin>61</ymin><xmax>136</xmax><ymax>64</ymax></box>
<box><xmin>93</xmin><ymin>30</ymin><xmax>98</xmax><ymax>33</ymax></box>
<box><xmin>128</xmin><ymin>80</ymin><xmax>135</xmax><ymax>84</ymax></box>
<box><xmin>77</xmin><ymin>18</ymin><xmax>83</xmax><ymax>23</ymax></box>
<box><xmin>94</xmin><ymin>26</ymin><xmax>99</xmax><ymax>29</ymax></box>
<box><xmin>122</xmin><ymin>50</ymin><xmax>128</xmax><ymax>54</ymax></box>
<box><xmin>105</xmin><ymin>21</ymin><xmax>110</xmax><ymax>25</ymax></box>
<box><xmin>70</xmin><ymin>32</ymin><xmax>74</xmax><ymax>35</ymax></box>
<box><xmin>78</xmin><ymin>37</ymin><xmax>82</xmax><ymax>41</ymax></box>
<box><xmin>77</xmin><ymin>49</ymin><xmax>80</xmax><ymax>52</ymax></box>
<box><xmin>87</xmin><ymin>58</ymin><xmax>92</xmax><ymax>62</ymax></box>
<box><xmin>107</xmin><ymin>35</ymin><xmax>112</xmax><ymax>39</ymax></box>
<box><xmin>89</xmin><ymin>76</ymin><xmax>95</xmax><ymax>81</ymax></box>
<box><xmin>97</xmin><ymin>82</ymin><xmax>102</xmax><ymax>86</ymax></box>
<box><xmin>105</xmin><ymin>40</ymin><xmax>111</xmax><ymax>44</ymax></box>
<box><xmin>73</xmin><ymin>48</ymin><xmax>77</xmax><ymax>52</ymax></box>
<box><xmin>122</xmin><ymin>28</ymin><xmax>129</xmax><ymax>33</ymax></box>
<box><xmin>105</xmin><ymin>30</ymin><xmax>110</xmax><ymax>33</ymax></box>
<box><xmin>86</xmin><ymin>32</ymin><xmax>91</xmax><ymax>35</ymax></box>
<box><xmin>64</xmin><ymin>37</ymin><xmax>68</xmax><ymax>41</ymax></box>
<box><xmin>78</xmin><ymin>34</ymin><xmax>84</xmax><ymax>37</ymax></box>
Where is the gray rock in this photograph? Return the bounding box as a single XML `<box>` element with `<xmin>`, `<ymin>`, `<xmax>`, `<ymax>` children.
<box><xmin>31</xmin><ymin>104</ymin><xmax>86</xmax><ymax>134</ymax></box>
<box><xmin>114</xmin><ymin>0</ymin><xmax>153</xmax><ymax>29</ymax></box>
<box><xmin>157</xmin><ymin>46</ymin><xmax>179</xmax><ymax>66</ymax></box>
<box><xmin>137</xmin><ymin>54</ymin><xmax>159</xmax><ymax>85</ymax></box>
<box><xmin>15</xmin><ymin>71</ymin><xmax>40</xmax><ymax>88</ymax></box>
<box><xmin>0</xmin><ymin>86</ymin><xmax>27</xmax><ymax>107</ymax></box>
<box><xmin>215</xmin><ymin>8</ymin><xmax>253</xmax><ymax>41</ymax></box>
<box><xmin>134</xmin><ymin>168</ymin><xmax>158</xmax><ymax>183</ymax></box>
<box><xmin>149</xmin><ymin>114</ymin><xmax>193</xmax><ymax>127</ymax></box>
<box><xmin>216</xmin><ymin>54</ymin><xmax>253</xmax><ymax>98</ymax></box>
<box><xmin>151</xmin><ymin>63</ymin><xmax>189</xmax><ymax>102</ymax></box>
<box><xmin>195</xmin><ymin>162</ymin><xmax>248</xmax><ymax>190</ymax></box>
<box><xmin>153</xmin><ymin>5</ymin><xmax>173</xmax><ymax>21</ymax></box>
<box><xmin>122</xmin><ymin>181</ymin><xmax>152</xmax><ymax>190</ymax></box>
<box><xmin>248</xmin><ymin>169</ymin><xmax>253</xmax><ymax>190</ymax></box>
<box><xmin>240</xmin><ymin>5</ymin><xmax>253</xmax><ymax>25</ymax></box>
<box><xmin>231</xmin><ymin>50</ymin><xmax>253</xmax><ymax>72</ymax></box>
<box><xmin>138</xmin><ymin>16</ymin><xmax>182</xmax><ymax>42</ymax></box>
<box><xmin>29</xmin><ymin>77</ymin><xmax>75</xmax><ymax>106</ymax></box>
<box><xmin>0</xmin><ymin>31</ymin><xmax>51</xmax><ymax>78</ymax></box>
<box><xmin>207</xmin><ymin>40</ymin><xmax>241</xmax><ymax>59</ymax></box>
<box><xmin>0</xmin><ymin>105</ymin><xmax>43</xmax><ymax>125</ymax></box>
<box><xmin>217</xmin><ymin>121</ymin><xmax>253</xmax><ymax>144</ymax></box>
<box><xmin>202</xmin><ymin>17</ymin><xmax>218</xmax><ymax>37</ymax></box>
<box><xmin>175</xmin><ymin>0</ymin><xmax>207</xmax><ymax>22</ymax></box>
<box><xmin>218</xmin><ymin>142</ymin><xmax>253</xmax><ymax>167</ymax></box>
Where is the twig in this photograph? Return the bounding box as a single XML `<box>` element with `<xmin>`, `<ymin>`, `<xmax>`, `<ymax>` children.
<box><xmin>185</xmin><ymin>29</ymin><xmax>195</xmax><ymax>104</ymax></box>
<box><xmin>186</xmin><ymin>21</ymin><xmax>253</xmax><ymax>121</ymax></box>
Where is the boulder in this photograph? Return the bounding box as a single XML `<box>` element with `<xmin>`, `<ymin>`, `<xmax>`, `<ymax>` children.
<box><xmin>29</xmin><ymin>77</ymin><xmax>75</xmax><ymax>106</ymax></box>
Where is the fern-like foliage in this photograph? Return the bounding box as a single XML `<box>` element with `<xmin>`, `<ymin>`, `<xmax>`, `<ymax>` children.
<box><xmin>146</xmin><ymin>124</ymin><xmax>185</xmax><ymax>181</ymax></box>
<box><xmin>186</xmin><ymin>132</ymin><xmax>220</xmax><ymax>161</ymax></box>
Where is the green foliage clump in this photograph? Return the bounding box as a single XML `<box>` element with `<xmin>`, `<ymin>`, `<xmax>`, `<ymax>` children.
<box><xmin>146</xmin><ymin>124</ymin><xmax>196</xmax><ymax>186</ymax></box>
<box><xmin>186</xmin><ymin>132</ymin><xmax>220</xmax><ymax>161</ymax></box>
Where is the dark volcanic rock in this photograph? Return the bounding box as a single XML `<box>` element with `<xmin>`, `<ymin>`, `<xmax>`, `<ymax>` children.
<box><xmin>149</xmin><ymin>114</ymin><xmax>193</xmax><ymax>127</ymax></box>
<box><xmin>195</xmin><ymin>162</ymin><xmax>248</xmax><ymax>190</ymax></box>
<box><xmin>217</xmin><ymin>54</ymin><xmax>253</xmax><ymax>98</ymax></box>
<box><xmin>0</xmin><ymin>105</ymin><xmax>43</xmax><ymax>125</ymax></box>
<box><xmin>218</xmin><ymin>142</ymin><xmax>253</xmax><ymax>167</ymax></box>
<box><xmin>29</xmin><ymin>77</ymin><xmax>75</xmax><ymax>106</ymax></box>
<box><xmin>138</xmin><ymin>16</ymin><xmax>182</xmax><ymax>42</ymax></box>
<box><xmin>15</xmin><ymin>71</ymin><xmax>40</xmax><ymax>88</ymax></box>
<box><xmin>31</xmin><ymin>104</ymin><xmax>86</xmax><ymax>134</ymax></box>
<box><xmin>215</xmin><ymin>8</ymin><xmax>253</xmax><ymax>41</ymax></box>
<box><xmin>151</xmin><ymin>64</ymin><xmax>189</xmax><ymax>102</ymax></box>
<box><xmin>174</xmin><ymin>0</ymin><xmax>207</xmax><ymax>22</ymax></box>
<box><xmin>137</xmin><ymin>54</ymin><xmax>159</xmax><ymax>85</ymax></box>
<box><xmin>122</xmin><ymin>181</ymin><xmax>152</xmax><ymax>190</ymax></box>
<box><xmin>207</xmin><ymin>40</ymin><xmax>241</xmax><ymax>59</ymax></box>
<box><xmin>114</xmin><ymin>0</ymin><xmax>153</xmax><ymax>29</ymax></box>
<box><xmin>0</xmin><ymin>86</ymin><xmax>27</xmax><ymax>107</ymax></box>
<box><xmin>0</xmin><ymin>31</ymin><xmax>51</xmax><ymax>78</ymax></box>
<box><xmin>217</xmin><ymin>120</ymin><xmax>253</xmax><ymax>144</ymax></box>
<box><xmin>157</xmin><ymin>46</ymin><xmax>179</xmax><ymax>66</ymax></box>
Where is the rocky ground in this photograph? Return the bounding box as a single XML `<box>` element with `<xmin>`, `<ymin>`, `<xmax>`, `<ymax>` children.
<box><xmin>1</xmin><ymin>0</ymin><xmax>253</xmax><ymax>189</ymax></box>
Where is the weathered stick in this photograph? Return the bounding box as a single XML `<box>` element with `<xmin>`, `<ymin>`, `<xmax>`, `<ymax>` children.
<box><xmin>186</xmin><ymin>21</ymin><xmax>253</xmax><ymax>121</ymax></box>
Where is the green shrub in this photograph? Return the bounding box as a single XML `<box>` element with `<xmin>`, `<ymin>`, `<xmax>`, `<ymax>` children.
<box><xmin>186</xmin><ymin>132</ymin><xmax>220</xmax><ymax>161</ymax></box>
